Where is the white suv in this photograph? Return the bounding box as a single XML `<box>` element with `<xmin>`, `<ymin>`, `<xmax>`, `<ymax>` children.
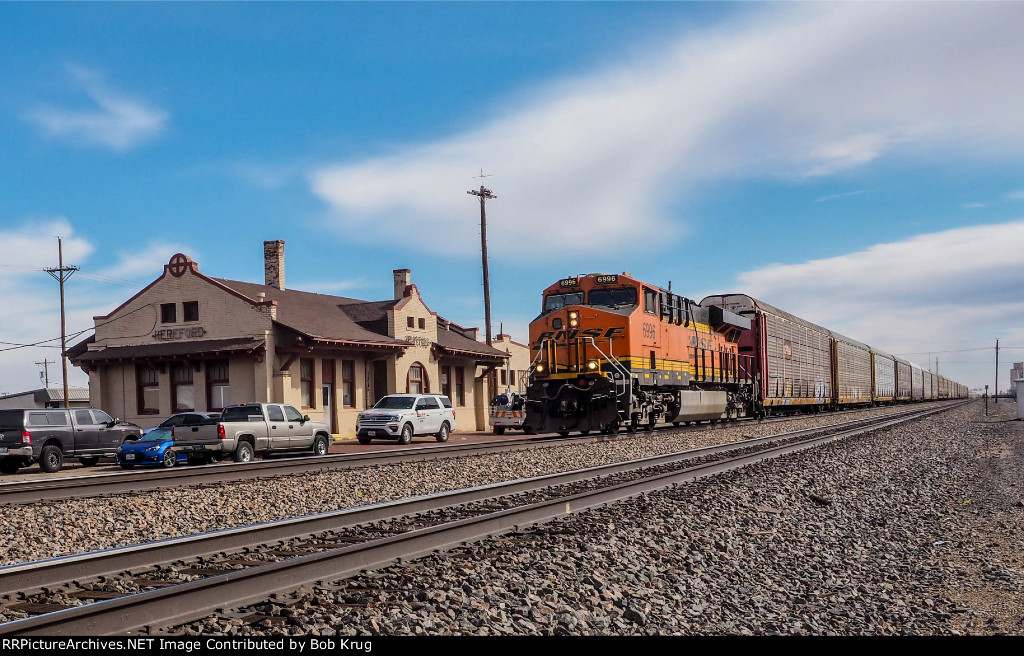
<box><xmin>356</xmin><ymin>394</ymin><xmax>456</xmax><ymax>445</ymax></box>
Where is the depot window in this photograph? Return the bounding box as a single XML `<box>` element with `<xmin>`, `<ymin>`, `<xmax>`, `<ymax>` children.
<box><xmin>137</xmin><ymin>365</ymin><xmax>160</xmax><ymax>415</ymax></box>
<box><xmin>407</xmin><ymin>362</ymin><xmax>428</xmax><ymax>394</ymax></box>
<box><xmin>171</xmin><ymin>363</ymin><xmax>195</xmax><ymax>412</ymax></box>
<box><xmin>300</xmin><ymin>359</ymin><xmax>315</xmax><ymax>408</ymax></box>
<box><xmin>161</xmin><ymin>303</ymin><xmax>177</xmax><ymax>323</ymax></box>
<box><xmin>207</xmin><ymin>360</ymin><xmax>229</xmax><ymax>412</ymax></box>
<box><xmin>342</xmin><ymin>360</ymin><xmax>355</xmax><ymax>407</ymax></box>
<box><xmin>183</xmin><ymin>301</ymin><xmax>199</xmax><ymax>322</ymax></box>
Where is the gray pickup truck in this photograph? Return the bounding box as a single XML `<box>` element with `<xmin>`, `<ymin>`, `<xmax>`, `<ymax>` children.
<box><xmin>0</xmin><ymin>408</ymin><xmax>142</xmax><ymax>473</ymax></box>
<box><xmin>170</xmin><ymin>402</ymin><xmax>332</xmax><ymax>462</ymax></box>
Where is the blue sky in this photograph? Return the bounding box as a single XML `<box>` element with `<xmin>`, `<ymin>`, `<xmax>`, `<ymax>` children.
<box><xmin>2</xmin><ymin>2</ymin><xmax>1023</xmax><ymax>396</ymax></box>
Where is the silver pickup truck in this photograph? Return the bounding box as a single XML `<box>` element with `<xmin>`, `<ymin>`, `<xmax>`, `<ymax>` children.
<box><xmin>170</xmin><ymin>402</ymin><xmax>332</xmax><ymax>462</ymax></box>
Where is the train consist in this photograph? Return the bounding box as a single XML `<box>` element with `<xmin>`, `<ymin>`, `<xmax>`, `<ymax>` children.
<box><xmin>523</xmin><ymin>273</ymin><xmax>967</xmax><ymax>436</ymax></box>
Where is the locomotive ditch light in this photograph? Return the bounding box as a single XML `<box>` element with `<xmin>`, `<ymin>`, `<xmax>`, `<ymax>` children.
<box><xmin>536</xmin><ymin>364</ymin><xmax>545</xmax><ymax>373</ymax></box>
<box><xmin>586</xmin><ymin>360</ymin><xmax>599</xmax><ymax>371</ymax></box>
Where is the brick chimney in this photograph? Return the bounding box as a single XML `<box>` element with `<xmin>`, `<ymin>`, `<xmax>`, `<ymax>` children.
<box><xmin>264</xmin><ymin>240</ymin><xmax>284</xmax><ymax>290</ymax></box>
<box><xmin>393</xmin><ymin>269</ymin><xmax>410</xmax><ymax>300</ymax></box>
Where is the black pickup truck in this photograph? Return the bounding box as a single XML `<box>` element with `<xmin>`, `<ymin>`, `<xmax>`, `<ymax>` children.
<box><xmin>0</xmin><ymin>408</ymin><xmax>142</xmax><ymax>473</ymax></box>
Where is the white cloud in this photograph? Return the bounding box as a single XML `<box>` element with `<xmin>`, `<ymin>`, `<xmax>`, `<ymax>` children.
<box><xmin>730</xmin><ymin>221</ymin><xmax>1024</xmax><ymax>391</ymax></box>
<box><xmin>25</xmin><ymin>66</ymin><xmax>168</xmax><ymax>151</ymax></box>
<box><xmin>310</xmin><ymin>3</ymin><xmax>1024</xmax><ymax>260</ymax></box>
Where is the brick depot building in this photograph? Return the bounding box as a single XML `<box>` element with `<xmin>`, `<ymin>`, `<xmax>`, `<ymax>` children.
<box><xmin>68</xmin><ymin>241</ymin><xmax>523</xmax><ymax>436</ymax></box>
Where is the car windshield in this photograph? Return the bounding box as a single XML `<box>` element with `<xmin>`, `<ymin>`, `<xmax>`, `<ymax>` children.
<box><xmin>372</xmin><ymin>396</ymin><xmax>416</xmax><ymax>410</ymax></box>
<box><xmin>140</xmin><ymin>428</ymin><xmax>172</xmax><ymax>442</ymax></box>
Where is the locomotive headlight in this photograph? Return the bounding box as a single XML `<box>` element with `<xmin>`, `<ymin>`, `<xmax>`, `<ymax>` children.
<box><xmin>586</xmin><ymin>360</ymin><xmax>599</xmax><ymax>371</ymax></box>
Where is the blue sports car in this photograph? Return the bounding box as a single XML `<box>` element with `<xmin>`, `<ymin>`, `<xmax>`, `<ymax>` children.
<box><xmin>116</xmin><ymin>427</ymin><xmax>189</xmax><ymax>469</ymax></box>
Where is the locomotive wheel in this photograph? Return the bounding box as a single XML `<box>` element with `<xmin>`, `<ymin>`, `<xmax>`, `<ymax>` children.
<box><xmin>579</xmin><ymin>430</ymin><xmax>590</xmax><ymax>436</ymax></box>
<box><xmin>601</xmin><ymin>418</ymin><xmax>619</xmax><ymax>435</ymax></box>
<box><xmin>558</xmin><ymin>431</ymin><xmax>570</xmax><ymax>437</ymax></box>
<box><xmin>644</xmin><ymin>415</ymin><xmax>656</xmax><ymax>431</ymax></box>
<box><xmin>627</xmin><ymin>416</ymin><xmax>638</xmax><ymax>434</ymax></box>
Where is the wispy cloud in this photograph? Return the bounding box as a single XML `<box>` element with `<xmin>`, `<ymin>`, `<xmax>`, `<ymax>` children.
<box><xmin>815</xmin><ymin>189</ymin><xmax>876</xmax><ymax>203</ymax></box>
<box><xmin>310</xmin><ymin>3</ymin><xmax>1024</xmax><ymax>260</ymax></box>
<box><xmin>1005</xmin><ymin>190</ymin><xmax>1024</xmax><ymax>201</ymax></box>
<box><xmin>25</xmin><ymin>66</ymin><xmax>168</xmax><ymax>151</ymax></box>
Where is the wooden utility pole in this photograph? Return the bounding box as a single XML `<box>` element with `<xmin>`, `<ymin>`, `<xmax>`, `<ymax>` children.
<box><xmin>35</xmin><ymin>358</ymin><xmax>54</xmax><ymax>387</ymax></box>
<box><xmin>45</xmin><ymin>237</ymin><xmax>78</xmax><ymax>408</ymax></box>
<box><xmin>468</xmin><ymin>178</ymin><xmax>497</xmax><ymax>346</ymax></box>
<box><xmin>995</xmin><ymin>339</ymin><xmax>1000</xmax><ymax>404</ymax></box>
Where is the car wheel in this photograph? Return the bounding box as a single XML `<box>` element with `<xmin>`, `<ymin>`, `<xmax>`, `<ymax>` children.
<box><xmin>435</xmin><ymin>422</ymin><xmax>450</xmax><ymax>443</ymax></box>
<box><xmin>161</xmin><ymin>450</ymin><xmax>176</xmax><ymax>468</ymax></box>
<box><xmin>78</xmin><ymin>456</ymin><xmax>99</xmax><ymax>467</ymax></box>
<box><xmin>313</xmin><ymin>435</ymin><xmax>330</xmax><ymax>455</ymax></box>
<box><xmin>39</xmin><ymin>445</ymin><xmax>64</xmax><ymax>473</ymax></box>
<box><xmin>233</xmin><ymin>441</ymin><xmax>255</xmax><ymax>463</ymax></box>
<box><xmin>357</xmin><ymin>434</ymin><xmax>372</xmax><ymax>445</ymax></box>
<box><xmin>398</xmin><ymin>423</ymin><xmax>413</xmax><ymax>445</ymax></box>
<box><xmin>0</xmin><ymin>459</ymin><xmax>21</xmax><ymax>474</ymax></box>
<box><xmin>493</xmin><ymin>426</ymin><xmax>505</xmax><ymax>435</ymax></box>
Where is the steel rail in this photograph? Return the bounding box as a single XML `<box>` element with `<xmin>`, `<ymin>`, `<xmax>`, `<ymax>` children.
<box><xmin>0</xmin><ymin>401</ymin><xmax>964</xmax><ymax>636</ymax></box>
<box><xmin>0</xmin><ymin>403</ymin><xmax>939</xmax><ymax>599</ymax></box>
<box><xmin>0</xmin><ymin>401</ymin><xmax>965</xmax><ymax>505</ymax></box>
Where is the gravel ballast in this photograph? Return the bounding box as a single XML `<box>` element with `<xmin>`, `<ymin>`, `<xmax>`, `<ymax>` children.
<box><xmin>176</xmin><ymin>400</ymin><xmax>1024</xmax><ymax>636</ymax></box>
<box><xmin>3</xmin><ymin>400</ymin><xmax>1021</xmax><ymax>635</ymax></box>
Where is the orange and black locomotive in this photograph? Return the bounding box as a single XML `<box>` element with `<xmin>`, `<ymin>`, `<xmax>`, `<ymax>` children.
<box><xmin>524</xmin><ymin>273</ymin><xmax>756</xmax><ymax>435</ymax></box>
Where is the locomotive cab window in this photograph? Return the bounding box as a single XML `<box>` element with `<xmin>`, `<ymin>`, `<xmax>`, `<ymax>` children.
<box><xmin>588</xmin><ymin>287</ymin><xmax>638</xmax><ymax>307</ymax></box>
<box><xmin>643</xmin><ymin>288</ymin><xmax>659</xmax><ymax>314</ymax></box>
<box><xmin>544</xmin><ymin>291</ymin><xmax>584</xmax><ymax>313</ymax></box>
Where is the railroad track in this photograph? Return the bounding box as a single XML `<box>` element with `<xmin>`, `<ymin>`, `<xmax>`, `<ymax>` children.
<box><xmin>0</xmin><ymin>402</ymin><xmax>958</xmax><ymax>505</ymax></box>
<box><xmin>0</xmin><ymin>401</ymin><xmax>966</xmax><ymax>636</ymax></box>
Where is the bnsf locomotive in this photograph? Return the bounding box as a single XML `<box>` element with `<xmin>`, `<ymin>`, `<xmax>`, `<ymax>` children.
<box><xmin>523</xmin><ymin>274</ymin><xmax>968</xmax><ymax>436</ymax></box>
<box><xmin>524</xmin><ymin>273</ymin><xmax>756</xmax><ymax>435</ymax></box>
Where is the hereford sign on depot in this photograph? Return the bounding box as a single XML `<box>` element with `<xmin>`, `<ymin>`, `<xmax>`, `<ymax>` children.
<box><xmin>152</xmin><ymin>327</ymin><xmax>207</xmax><ymax>341</ymax></box>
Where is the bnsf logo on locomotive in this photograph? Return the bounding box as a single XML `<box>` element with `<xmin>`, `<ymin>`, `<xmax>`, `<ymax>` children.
<box><xmin>534</xmin><ymin>326</ymin><xmax>625</xmax><ymax>347</ymax></box>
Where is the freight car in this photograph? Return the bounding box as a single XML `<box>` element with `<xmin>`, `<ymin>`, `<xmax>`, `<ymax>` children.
<box><xmin>524</xmin><ymin>274</ymin><xmax>968</xmax><ymax>435</ymax></box>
